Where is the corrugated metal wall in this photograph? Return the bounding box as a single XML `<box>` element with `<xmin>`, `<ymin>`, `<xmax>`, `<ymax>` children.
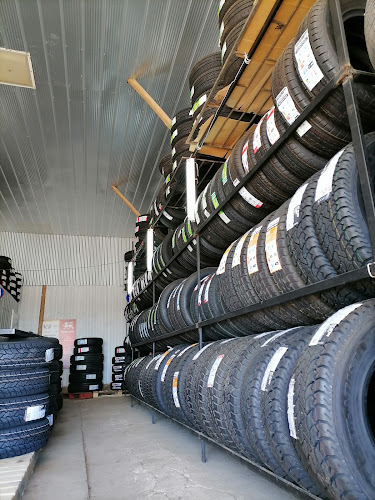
<box><xmin>18</xmin><ymin>285</ymin><xmax>126</xmax><ymax>386</ymax></box>
<box><xmin>0</xmin><ymin>291</ymin><xmax>19</xmax><ymax>329</ymax></box>
<box><xmin>0</xmin><ymin>231</ymin><xmax>133</xmax><ymax>286</ymax></box>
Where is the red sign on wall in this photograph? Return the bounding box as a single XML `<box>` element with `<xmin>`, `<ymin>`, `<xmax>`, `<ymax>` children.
<box><xmin>59</xmin><ymin>319</ymin><xmax>76</xmax><ymax>368</ymax></box>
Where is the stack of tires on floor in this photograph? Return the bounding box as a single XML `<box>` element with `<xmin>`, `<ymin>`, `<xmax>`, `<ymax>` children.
<box><xmin>68</xmin><ymin>338</ymin><xmax>103</xmax><ymax>394</ymax></box>
<box><xmin>111</xmin><ymin>346</ymin><xmax>131</xmax><ymax>391</ymax></box>
<box><xmin>125</xmin><ymin>300</ymin><xmax>375</xmax><ymax>500</ymax></box>
<box><xmin>0</xmin><ymin>335</ymin><xmax>62</xmax><ymax>458</ymax></box>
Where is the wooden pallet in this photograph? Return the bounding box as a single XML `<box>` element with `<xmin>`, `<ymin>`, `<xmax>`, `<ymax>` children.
<box><xmin>68</xmin><ymin>391</ymin><xmax>97</xmax><ymax>400</ymax></box>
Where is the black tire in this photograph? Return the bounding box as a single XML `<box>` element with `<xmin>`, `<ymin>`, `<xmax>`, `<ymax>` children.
<box><xmin>69</xmin><ymin>372</ymin><xmax>103</xmax><ymax>383</ymax></box>
<box><xmin>111</xmin><ymin>382</ymin><xmax>124</xmax><ymax>391</ymax></box>
<box><xmin>114</xmin><ymin>346</ymin><xmax>126</xmax><ymax>355</ymax></box>
<box><xmin>74</xmin><ymin>338</ymin><xmax>103</xmax><ymax>347</ymax></box>
<box><xmin>0</xmin><ymin>393</ymin><xmax>49</xmax><ymax>430</ymax></box>
<box><xmin>71</xmin><ymin>353</ymin><xmax>104</xmax><ymax>363</ymax></box>
<box><xmin>73</xmin><ymin>345</ymin><xmax>102</xmax><ymax>355</ymax></box>
<box><xmin>68</xmin><ymin>382</ymin><xmax>103</xmax><ymax>393</ymax></box>
<box><xmin>365</xmin><ymin>0</ymin><xmax>375</xmax><ymax>69</ymax></box>
<box><xmin>112</xmin><ymin>373</ymin><xmax>124</xmax><ymax>382</ymax></box>
<box><xmin>293</xmin><ymin>301</ymin><xmax>375</xmax><ymax>499</ymax></box>
<box><xmin>0</xmin><ymin>419</ymin><xmax>50</xmax><ymax>459</ymax></box>
<box><xmin>261</xmin><ymin>326</ymin><xmax>323</xmax><ymax>495</ymax></box>
<box><xmin>112</xmin><ymin>355</ymin><xmax>126</xmax><ymax>364</ymax></box>
<box><xmin>70</xmin><ymin>362</ymin><xmax>103</xmax><ymax>372</ymax></box>
<box><xmin>0</xmin><ymin>338</ymin><xmax>54</xmax><ymax>369</ymax></box>
<box><xmin>0</xmin><ymin>367</ymin><xmax>50</xmax><ymax>398</ymax></box>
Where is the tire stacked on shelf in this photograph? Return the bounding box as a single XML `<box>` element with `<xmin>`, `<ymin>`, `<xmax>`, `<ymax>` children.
<box><xmin>126</xmin><ymin>300</ymin><xmax>375</xmax><ymax>499</ymax></box>
<box><xmin>68</xmin><ymin>338</ymin><xmax>104</xmax><ymax>394</ymax></box>
<box><xmin>219</xmin><ymin>0</ymin><xmax>254</xmax><ymax>86</ymax></box>
<box><xmin>0</xmin><ymin>267</ymin><xmax>23</xmax><ymax>302</ymax></box>
<box><xmin>111</xmin><ymin>346</ymin><xmax>130</xmax><ymax>391</ymax></box>
<box><xmin>0</xmin><ymin>336</ymin><xmax>54</xmax><ymax>458</ymax></box>
<box><xmin>365</xmin><ymin>0</ymin><xmax>375</xmax><ymax>70</ymax></box>
<box><xmin>189</xmin><ymin>53</ymin><xmax>224</xmax><ymax>123</ymax></box>
<box><xmin>134</xmin><ymin>214</ymin><xmax>150</xmax><ymax>281</ymax></box>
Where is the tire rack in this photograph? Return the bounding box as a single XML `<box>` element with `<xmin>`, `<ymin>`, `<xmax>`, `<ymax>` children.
<box><xmin>127</xmin><ymin>0</ymin><xmax>375</xmax><ymax>493</ymax></box>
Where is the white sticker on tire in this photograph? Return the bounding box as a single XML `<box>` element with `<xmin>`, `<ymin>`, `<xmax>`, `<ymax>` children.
<box><xmin>45</xmin><ymin>348</ymin><xmax>54</xmax><ymax>362</ymax></box>
<box><xmin>207</xmin><ymin>355</ymin><xmax>225</xmax><ymax>387</ymax></box>
<box><xmin>172</xmin><ymin>372</ymin><xmax>180</xmax><ymax>407</ymax></box>
<box><xmin>177</xmin><ymin>344</ymin><xmax>197</xmax><ymax>358</ymax></box>
<box><xmin>25</xmin><ymin>405</ymin><xmax>46</xmax><ymax>422</ymax></box>
<box><xmin>315</xmin><ymin>149</ymin><xmax>345</xmax><ymax>202</ymax></box>
<box><xmin>309</xmin><ymin>303</ymin><xmax>362</xmax><ymax>346</ymax></box>
<box><xmin>217</xmin><ymin>242</ymin><xmax>234</xmax><ymax>275</ymax></box>
<box><xmin>47</xmin><ymin>414</ymin><xmax>54</xmax><ymax>426</ymax></box>
<box><xmin>75</xmin><ymin>356</ymin><xmax>84</xmax><ymax>361</ymax></box>
<box><xmin>219</xmin><ymin>210</ymin><xmax>231</xmax><ymax>224</ymax></box>
<box><xmin>89</xmin><ymin>384</ymin><xmax>99</xmax><ymax>391</ymax></box>
<box><xmin>253</xmin><ymin>115</ymin><xmax>266</xmax><ymax>154</ymax></box>
<box><xmin>286</xmin><ymin>183</ymin><xmax>308</xmax><ymax>231</ymax></box>
<box><xmin>77</xmin><ymin>339</ymin><xmax>88</xmax><ymax>345</ymax></box>
<box><xmin>78</xmin><ymin>347</ymin><xmax>89</xmax><ymax>353</ymax></box>
<box><xmin>261</xmin><ymin>347</ymin><xmax>288</xmax><ymax>391</ymax></box>
<box><xmin>161</xmin><ymin>355</ymin><xmax>176</xmax><ymax>382</ymax></box>
<box><xmin>241</xmin><ymin>141</ymin><xmax>250</xmax><ymax>173</ymax></box>
<box><xmin>265</xmin><ymin>218</ymin><xmax>282</xmax><ymax>273</ymax></box>
<box><xmin>287</xmin><ymin>376</ymin><xmax>298</xmax><ymax>439</ymax></box>
<box><xmin>239</xmin><ymin>187</ymin><xmax>263</xmax><ymax>208</ymax></box>
<box><xmin>86</xmin><ymin>374</ymin><xmax>97</xmax><ymax>380</ymax></box>
<box><xmin>247</xmin><ymin>226</ymin><xmax>262</xmax><ymax>275</ymax></box>
<box><xmin>76</xmin><ymin>364</ymin><xmax>87</xmax><ymax>370</ymax></box>
<box><xmin>232</xmin><ymin>231</ymin><xmax>250</xmax><ymax>268</ymax></box>
<box><xmin>266</xmin><ymin>107</ymin><xmax>280</xmax><ymax>145</ymax></box>
<box><xmin>204</xmin><ymin>276</ymin><xmax>213</xmax><ymax>304</ymax></box>
<box><xmin>155</xmin><ymin>349</ymin><xmax>172</xmax><ymax>370</ymax></box>
<box><xmin>294</xmin><ymin>30</ymin><xmax>324</xmax><ymax>91</ymax></box>
<box><xmin>276</xmin><ymin>86</ymin><xmax>311</xmax><ymax>137</ymax></box>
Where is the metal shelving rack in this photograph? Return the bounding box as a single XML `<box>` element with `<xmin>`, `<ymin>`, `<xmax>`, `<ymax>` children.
<box><xmin>127</xmin><ymin>0</ymin><xmax>375</xmax><ymax>494</ymax></box>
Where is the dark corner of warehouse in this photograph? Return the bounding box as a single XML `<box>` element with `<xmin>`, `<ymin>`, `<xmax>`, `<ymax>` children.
<box><xmin>0</xmin><ymin>0</ymin><xmax>375</xmax><ymax>499</ymax></box>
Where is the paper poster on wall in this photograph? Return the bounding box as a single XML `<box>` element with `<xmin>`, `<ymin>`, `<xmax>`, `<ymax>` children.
<box><xmin>42</xmin><ymin>319</ymin><xmax>76</xmax><ymax>368</ymax></box>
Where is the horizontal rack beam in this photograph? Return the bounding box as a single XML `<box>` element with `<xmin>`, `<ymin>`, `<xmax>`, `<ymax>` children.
<box><xmin>129</xmin><ymin>394</ymin><xmax>320</xmax><ymax>500</ymax></box>
<box><xmin>130</xmin><ymin>265</ymin><xmax>374</xmax><ymax>347</ymax></box>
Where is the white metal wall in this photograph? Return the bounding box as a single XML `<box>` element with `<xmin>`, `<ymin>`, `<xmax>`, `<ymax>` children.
<box><xmin>18</xmin><ymin>285</ymin><xmax>127</xmax><ymax>386</ymax></box>
<box><xmin>0</xmin><ymin>232</ymin><xmax>133</xmax><ymax>286</ymax></box>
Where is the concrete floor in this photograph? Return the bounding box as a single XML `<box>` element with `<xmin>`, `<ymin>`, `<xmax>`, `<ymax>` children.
<box><xmin>23</xmin><ymin>396</ymin><xmax>299</xmax><ymax>500</ymax></box>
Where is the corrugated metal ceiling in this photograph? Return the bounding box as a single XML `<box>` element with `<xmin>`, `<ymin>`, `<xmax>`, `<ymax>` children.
<box><xmin>0</xmin><ymin>0</ymin><xmax>220</xmax><ymax>237</ymax></box>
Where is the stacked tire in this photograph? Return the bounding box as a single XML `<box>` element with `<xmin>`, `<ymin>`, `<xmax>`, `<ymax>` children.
<box><xmin>111</xmin><ymin>346</ymin><xmax>131</xmax><ymax>391</ymax></box>
<box><xmin>45</xmin><ymin>337</ymin><xmax>64</xmax><ymax>426</ymax></box>
<box><xmin>68</xmin><ymin>338</ymin><xmax>104</xmax><ymax>393</ymax></box>
<box><xmin>0</xmin><ymin>336</ymin><xmax>54</xmax><ymax>458</ymax></box>
<box><xmin>126</xmin><ymin>300</ymin><xmax>375</xmax><ymax>499</ymax></box>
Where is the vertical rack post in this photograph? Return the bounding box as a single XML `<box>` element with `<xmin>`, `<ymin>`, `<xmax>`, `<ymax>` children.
<box><xmin>152</xmin><ymin>281</ymin><xmax>156</xmax><ymax>424</ymax></box>
<box><xmin>196</xmin><ymin>234</ymin><xmax>206</xmax><ymax>462</ymax></box>
<box><xmin>329</xmin><ymin>0</ymin><xmax>375</xmax><ymax>258</ymax></box>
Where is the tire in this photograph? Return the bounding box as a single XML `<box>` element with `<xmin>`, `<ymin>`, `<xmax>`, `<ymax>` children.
<box><xmin>70</xmin><ymin>362</ymin><xmax>103</xmax><ymax>372</ymax></box>
<box><xmin>73</xmin><ymin>345</ymin><xmax>102</xmax><ymax>355</ymax></box>
<box><xmin>71</xmin><ymin>354</ymin><xmax>104</xmax><ymax>363</ymax></box>
<box><xmin>0</xmin><ymin>367</ymin><xmax>50</xmax><ymax>398</ymax></box>
<box><xmin>365</xmin><ymin>0</ymin><xmax>375</xmax><ymax>69</ymax></box>
<box><xmin>261</xmin><ymin>326</ymin><xmax>323</xmax><ymax>495</ymax></box>
<box><xmin>0</xmin><ymin>338</ymin><xmax>54</xmax><ymax>369</ymax></box>
<box><xmin>112</xmin><ymin>373</ymin><xmax>124</xmax><ymax>383</ymax></box>
<box><xmin>0</xmin><ymin>419</ymin><xmax>50</xmax><ymax>459</ymax></box>
<box><xmin>114</xmin><ymin>346</ymin><xmax>126</xmax><ymax>355</ymax></box>
<box><xmin>112</xmin><ymin>355</ymin><xmax>126</xmax><ymax>364</ymax></box>
<box><xmin>68</xmin><ymin>382</ymin><xmax>103</xmax><ymax>393</ymax></box>
<box><xmin>0</xmin><ymin>393</ymin><xmax>49</xmax><ymax>430</ymax></box>
<box><xmin>69</xmin><ymin>372</ymin><xmax>103</xmax><ymax>383</ymax></box>
<box><xmin>74</xmin><ymin>338</ymin><xmax>103</xmax><ymax>347</ymax></box>
<box><xmin>313</xmin><ymin>133</ymin><xmax>375</xmax><ymax>285</ymax></box>
<box><xmin>293</xmin><ymin>301</ymin><xmax>375</xmax><ymax>499</ymax></box>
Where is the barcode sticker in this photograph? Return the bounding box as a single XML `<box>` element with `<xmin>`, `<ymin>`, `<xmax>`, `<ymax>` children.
<box><xmin>172</xmin><ymin>372</ymin><xmax>180</xmax><ymax>407</ymax></box>
<box><xmin>45</xmin><ymin>348</ymin><xmax>54</xmax><ymax>362</ymax></box>
<box><xmin>77</xmin><ymin>339</ymin><xmax>88</xmax><ymax>345</ymax></box>
<box><xmin>265</xmin><ymin>218</ymin><xmax>282</xmax><ymax>273</ymax></box>
<box><xmin>247</xmin><ymin>226</ymin><xmax>262</xmax><ymax>275</ymax></box>
<box><xmin>294</xmin><ymin>30</ymin><xmax>324</xmax><ymax>91</ymax></box>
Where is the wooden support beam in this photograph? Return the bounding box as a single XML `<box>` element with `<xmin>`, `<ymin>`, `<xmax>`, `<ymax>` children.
<box><xmin>111</xmin><ymin>185</ymin><xmax>140</xmax><ymax>217</ymax></box>
<box><xmin>38</xmin><ymin>285</ymin><xmax>46</xmax><ymax>335</ymax></box>
<box><xmin>128</xmin><ymin>78</ymin><xmax>172</xmax><ymax>129</ymax></box>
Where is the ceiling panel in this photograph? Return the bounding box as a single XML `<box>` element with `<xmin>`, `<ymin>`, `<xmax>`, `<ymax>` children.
<box><xmin>0</xmin><ymin>0</ymin><xmax>220</xmax><ymax>237</ymax></box>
